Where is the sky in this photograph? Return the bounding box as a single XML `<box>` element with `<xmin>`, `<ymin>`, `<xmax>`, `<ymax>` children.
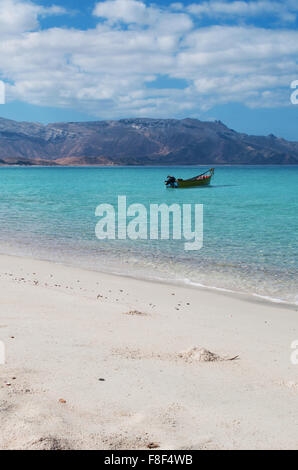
<box><xmin>0</xmin><ymin>0</ymin><xmax>298</xmax><ymax>139</ymax></box>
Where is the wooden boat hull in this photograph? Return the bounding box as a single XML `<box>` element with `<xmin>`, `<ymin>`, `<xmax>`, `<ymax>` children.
<box><xmin>165</xmin><ymin>168</ymin><xmax>214</xmax><ymax>188</ymax></box>
<box><xmin>177</xmin><ymin>176</ymin><xmax>212</xmax><ymax>188</ymax></box>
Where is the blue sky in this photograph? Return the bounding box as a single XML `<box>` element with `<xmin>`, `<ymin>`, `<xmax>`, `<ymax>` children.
<box><xmin>0</xmin><ymin>0</ymin><xmax>298</xmax><ymax>140</ymax></box>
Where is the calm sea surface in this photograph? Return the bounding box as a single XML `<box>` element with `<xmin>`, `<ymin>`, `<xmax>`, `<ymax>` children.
<box><xmin>0</xmin><ymin>166</ymin><xmax>297</xmax><ymax>304</ymax></box>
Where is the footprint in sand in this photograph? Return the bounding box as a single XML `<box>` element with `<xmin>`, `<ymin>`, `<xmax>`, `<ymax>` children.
<box><xmin>26</xmin><ymin>436</ymin><xmax>71</xmax><ymax>450</ymax></box>
<box><xmin>279</xmin><ymin>380</ymin><xmax>298</xmax><ymax>391</ymax></box>
<box><xmin>112</xmin><ymin>346</ymin><xmax>238</xmax><ymax>363</ymax></box>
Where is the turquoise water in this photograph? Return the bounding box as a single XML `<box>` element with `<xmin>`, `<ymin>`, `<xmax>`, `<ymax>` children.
<box><xmin>0</xmin><ymin>166</ymin><xmax>297</xmax><ymax>304</ymax></box>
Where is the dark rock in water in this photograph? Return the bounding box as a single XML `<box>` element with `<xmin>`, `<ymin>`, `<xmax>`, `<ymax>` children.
<box><xmin>0</xmin><ymin>116</ymin><xmax>297</xmax><ymax>165</ymax></box>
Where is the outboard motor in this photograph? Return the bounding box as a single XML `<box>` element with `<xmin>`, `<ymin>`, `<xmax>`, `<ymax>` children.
<box><xmin>165</xmin><ymin>175</ymin><xmax>177</xmax><ymax>188</ymax></box>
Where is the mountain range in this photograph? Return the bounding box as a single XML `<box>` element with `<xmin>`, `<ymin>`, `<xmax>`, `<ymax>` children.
<box><xmin>0</xmin><ymin>116</ymin><xmax>297</xmax><ymax>165</ymax></box>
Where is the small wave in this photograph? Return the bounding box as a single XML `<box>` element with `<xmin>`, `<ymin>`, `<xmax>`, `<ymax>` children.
<box><xmin>184</xmin><ymin>278</ymin><xmax>236</xmax><ymax>294</ymax></box>
<box><xmin>183</xmin><ymin>278</ymin><xmax>297</xmax><ymax>307</ymax></box>
<box><xmin>252</xmin><ymin>293</ymin><xmax>298</xmax><ymax>305</ymax></box>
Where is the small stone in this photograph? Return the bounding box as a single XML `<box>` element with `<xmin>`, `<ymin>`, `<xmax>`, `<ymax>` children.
<box><xmin>59</xmin><ymin>398</ymin><xmax>67</xmax><ymax>404</ymax></box>
<box><xmin>147</xmin><ymin>442</ymin><xmax>160</xmax><ymax>449</ymax></box>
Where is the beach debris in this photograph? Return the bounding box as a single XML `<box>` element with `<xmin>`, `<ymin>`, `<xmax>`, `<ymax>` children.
<box><xmin>226</xmin><ymin>355</ymin><xmax>239</xmax><ymax>361</ymax></box>
<box><xmin>5</xmin><ymin>382</ymin><xmax>11</xmax><ymax>386</ymax></box>
<box><xmin>58</xmin><ymin>398</ymin><xmax>67</xmax><ymax>404</ymax></box>
<box><xmin>124</xmin><ymin>310</ymin><xmax>147</xmax><ymax>316</ymax></box>
<box><xmin>147</xmin><ymin>442</ymin><xmax>160</xmax><ymax>449</ymax></box>
<box><xmin>98</xmin><ymin>378</ymin><xmax>105</xmax><ymax>382</ymax></box>
<box><xmin>178</xmin><ymin>347</ymin><xmax>239</xmax><ymax>363</ymax></box>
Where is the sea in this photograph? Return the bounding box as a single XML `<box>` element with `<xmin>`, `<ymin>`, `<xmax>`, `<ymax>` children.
<box><xmin>0</xmin><ymin>165</ymin><xmax>297</xmax><ymax>305</ymax></box>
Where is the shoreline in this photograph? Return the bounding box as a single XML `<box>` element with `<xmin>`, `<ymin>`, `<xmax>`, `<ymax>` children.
<box><xmin>0</xmin><ymin>249</ymin><xmax>296</xmax><ymax>311</ymax></box>
<box><xmin>1</xmin><ymin>252</ymin><xmax>298</xmax><ymax>449</ymax></box>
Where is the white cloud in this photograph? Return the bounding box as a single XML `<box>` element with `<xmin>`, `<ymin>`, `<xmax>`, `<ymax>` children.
<box><xmin>0</xmin><ymin>0</ymin><xmax>297</xmax><ymax>119</ymax></box>
<box><xmin>0</xmin><ymin>0</ymin><xmax>67</xmax><ymax>37</ymax></box>
<box><xmin>93</xmin><ymin>0</ymin><xmax>147</xmax><ymax>24</ymax></box>
<box><xmin>188</xmin><ymin>0</ymin><xmax>298</xmax><ymax>23</ymax></box>
<box><xmin>93</xmin><ymin>0</ymin><xmax>192</xmax><ymax>32</ymax></box>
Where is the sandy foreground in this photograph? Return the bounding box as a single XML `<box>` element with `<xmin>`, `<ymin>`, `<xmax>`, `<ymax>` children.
<box><xmin>0</xmin><ymin>253</ymin><xmax>298</xmax><ymax>450</ymax></box>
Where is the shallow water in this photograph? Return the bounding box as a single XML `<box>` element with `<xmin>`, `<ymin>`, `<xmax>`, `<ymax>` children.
<box><xmin>0</xmin><ymin>166</ymin><xmax>297</xmax><ymax>304</ymax></box>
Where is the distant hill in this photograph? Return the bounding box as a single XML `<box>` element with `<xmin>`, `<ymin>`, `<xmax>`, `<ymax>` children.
<box><xmin>0</xmin><ymin>117</ymin><xmax>297</xmax><ymax>165</ymax></box>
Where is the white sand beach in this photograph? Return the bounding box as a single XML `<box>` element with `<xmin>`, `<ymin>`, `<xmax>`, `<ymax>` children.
<box><xmin>0</xmin><ymin>253</ymin><xmax>298</xmax><ymax>450</ymax></box>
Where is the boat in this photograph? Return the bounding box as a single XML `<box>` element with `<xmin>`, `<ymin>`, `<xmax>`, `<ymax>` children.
<box><xmin>165</xmin><ymin>168</ymin><xmax>215</xmax><ymax>188</ymax></box>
